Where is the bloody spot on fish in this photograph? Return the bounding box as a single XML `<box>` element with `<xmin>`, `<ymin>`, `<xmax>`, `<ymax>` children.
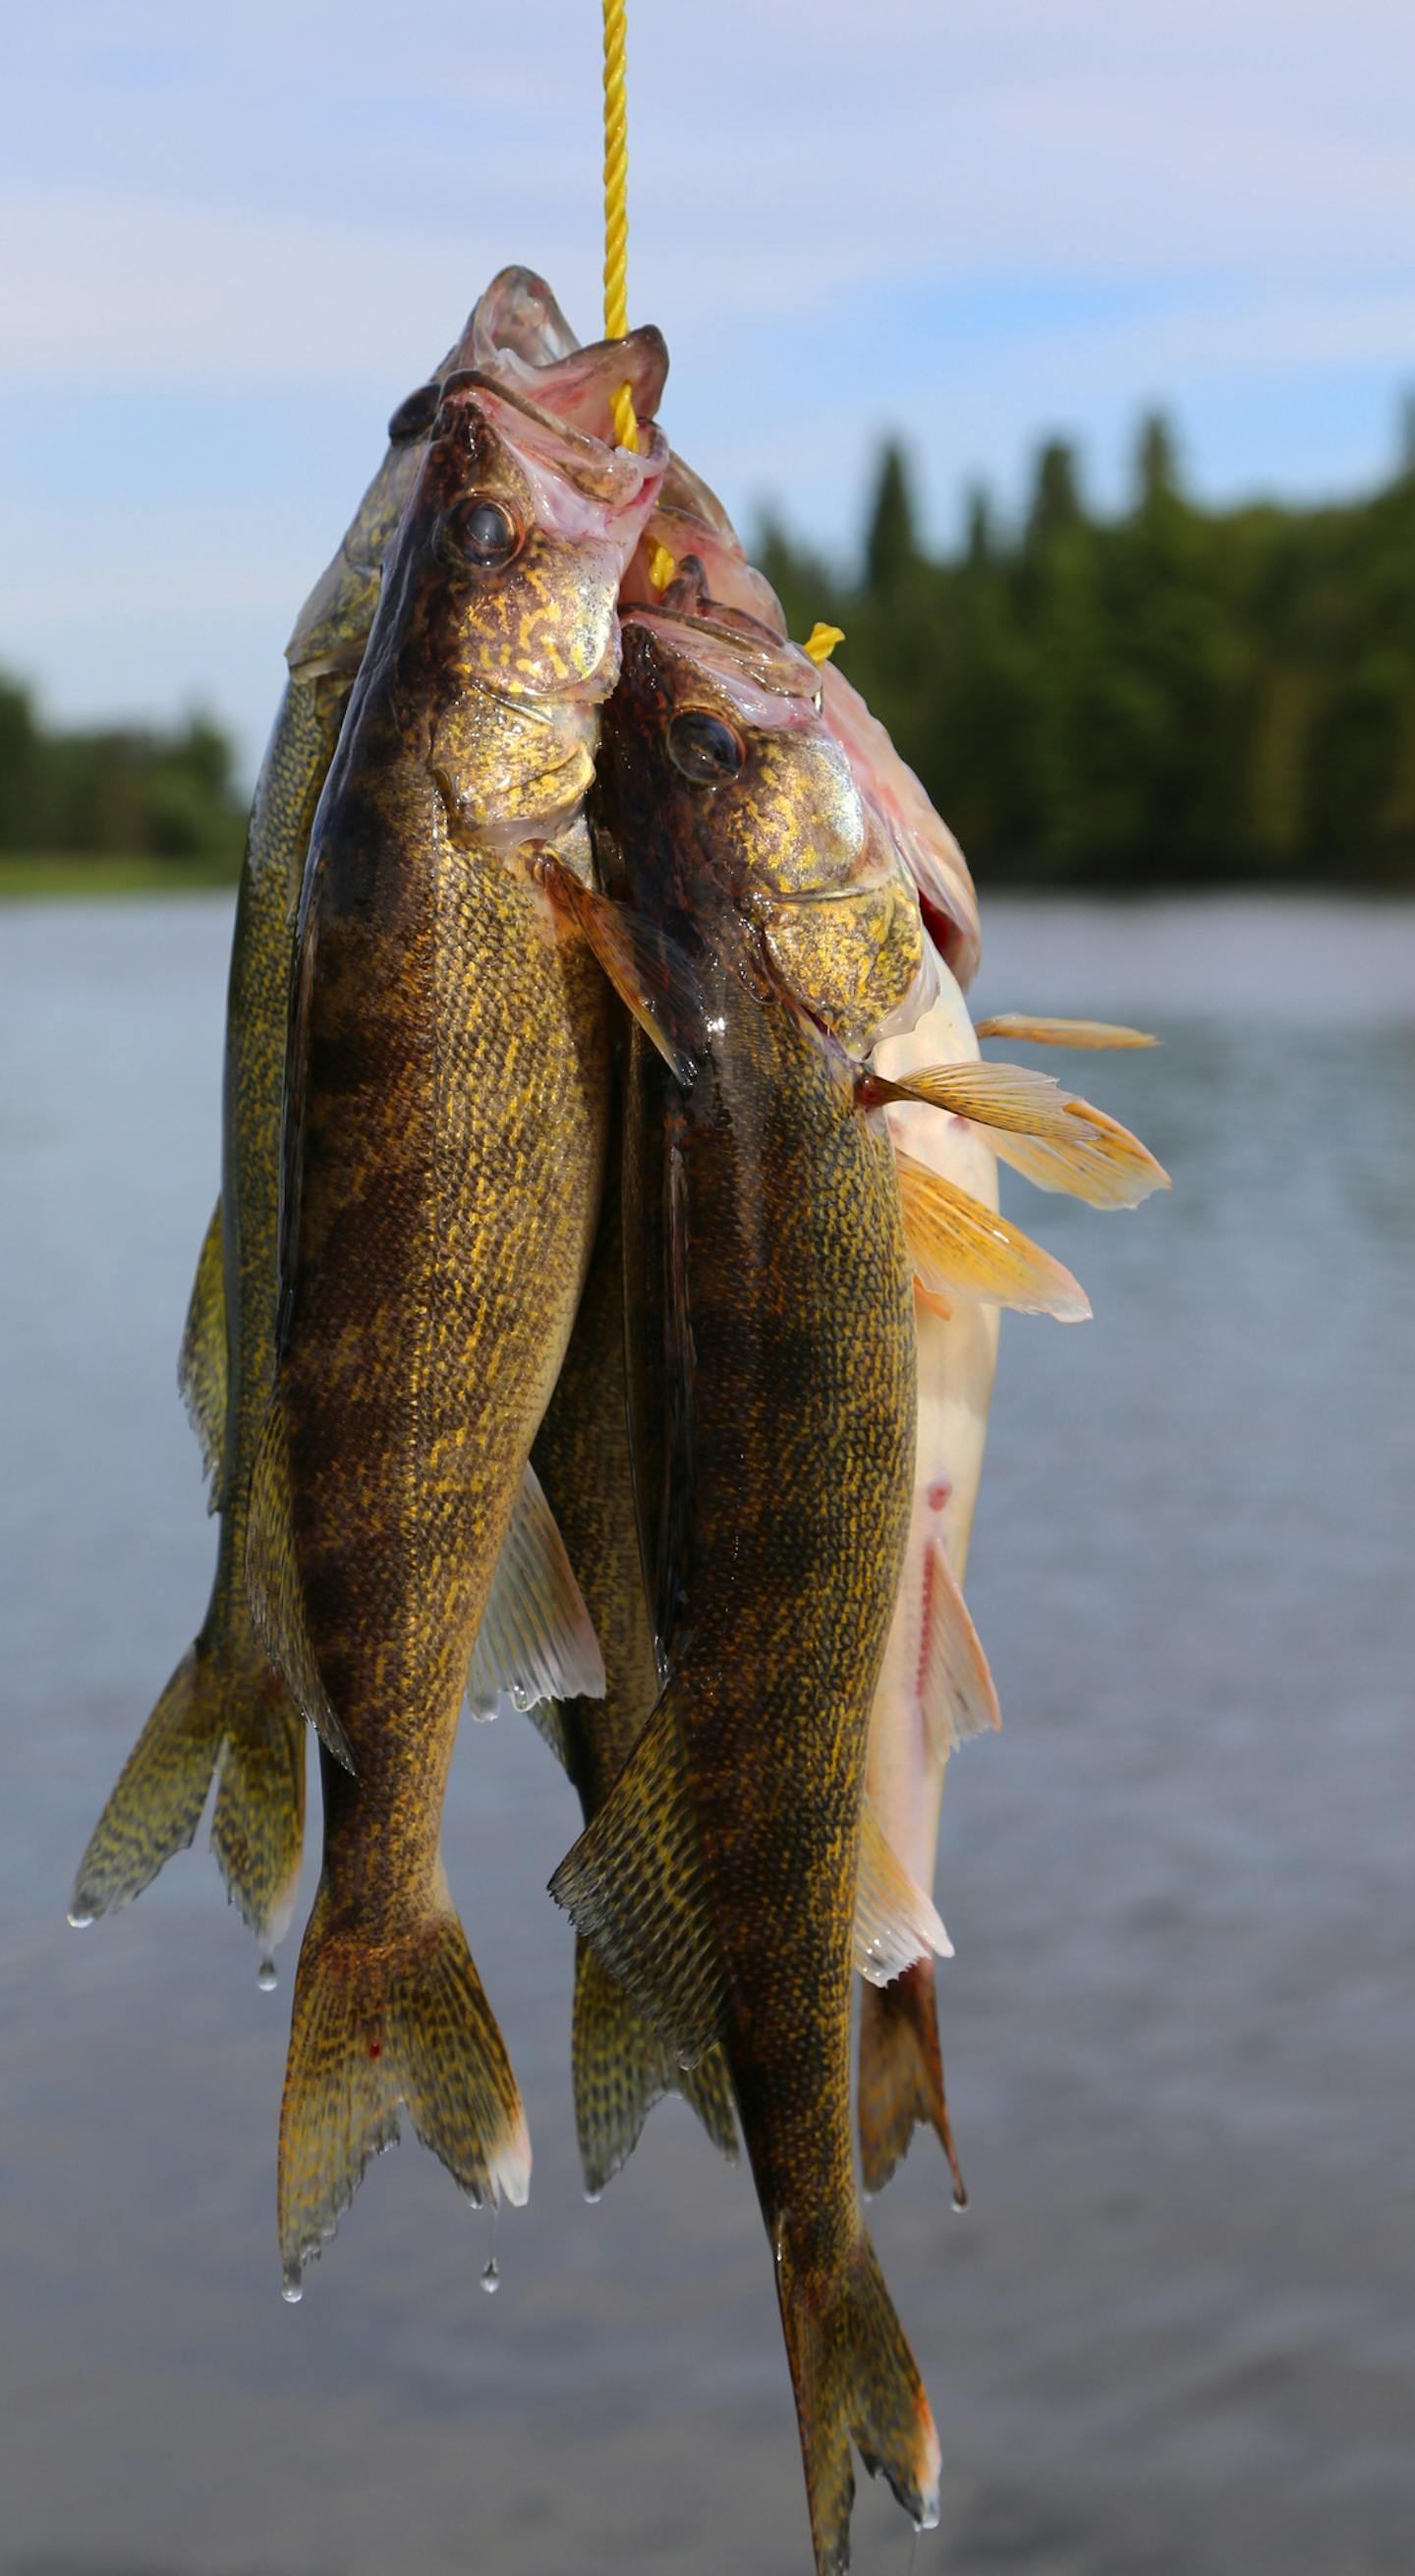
<box><xmin>927</xmin><ymin>1479</ymin><xmax>951</xmax><ymax>1512</ymax></box>
<box><xmin>368</xmin><ymin>2036</ymin><xmax>382</xmax><ymax>2060</ymax></box>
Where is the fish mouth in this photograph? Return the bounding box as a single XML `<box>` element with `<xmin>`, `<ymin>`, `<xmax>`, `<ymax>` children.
<box><xmin>624</xmin><ymin>591</ymin><xmax>821</xmax><ymax>711</ymax></box>
<box><xmin>441</xmin><ymin>344</ymin><xmax>669</xmax><ymax>506</ymax></box>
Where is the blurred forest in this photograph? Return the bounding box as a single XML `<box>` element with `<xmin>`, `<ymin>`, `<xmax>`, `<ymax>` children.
<box><xmin>760</xmin><ymin>406</ymin><xmax>1415</xmax><ymax>887</ymax></box>
<box><xmin>5</xmin><ymin>405</ymin><xmax>1415</xmax><ymax>888</ymax></box>
<box><xmin>0</xmin><ymin>683</ymin><xmax>245</xmax><ymax>878</ymax></box>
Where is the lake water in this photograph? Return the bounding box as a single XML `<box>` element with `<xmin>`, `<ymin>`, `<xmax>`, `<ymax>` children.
<box><xmin>1</xmin><ymin>895</ymin><xmax>1411</xmax><ymax>2576</ymax></box>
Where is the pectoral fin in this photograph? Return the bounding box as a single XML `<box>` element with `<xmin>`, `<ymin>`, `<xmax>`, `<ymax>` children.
<box><xmin>986</xmin><ymin>1101</ymin><xmax>1170</xmax><ymax>1208</ymax></box>
<box><xmin>893</xmin><ymin>1148</ymin><xmax>1091</xmax><ymax>1320</ymax></box>
<box><xmin>548</xmin><ymin>1691</ymin><xmax>723</xmax><ymax>2072</ymax></box>
<box><xmin>465</xmin><ymin>1463</ymin><xmax>606</xmax><ymax>1719</ymax></box>
<box><xmin>177</xmin><ymin>1199</ymin><xmax>228</xmax><ymax>1505</ymax></box>
<box><xmin>538</xmin><ymin>858</ymin><xmax>704</xmax><ymax>1083</ymax></box>
<box><xmin>974</xmin><ymin>1013</ymin><xmax>1157</xmax><ymax>1049</ymax></box>
<box><xmin>853</xmin><ymin>1797</ymin><xmax>952</xmax><ymax>1988</ymax></box>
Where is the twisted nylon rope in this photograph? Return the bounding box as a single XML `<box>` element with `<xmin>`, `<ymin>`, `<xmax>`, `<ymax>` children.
<box><xmin>602</xmin><ymin>0</ymin><xmax>639</xmax><ymax>451</ymax></box>
<box><xmin>600</xmin><ymin>3</ymin><xmax>841</xmax><ymax>651</ymax></box>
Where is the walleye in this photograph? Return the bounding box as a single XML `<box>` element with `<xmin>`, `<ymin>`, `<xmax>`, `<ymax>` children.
<box><xmin>246</xmin><ymin>333</ymin><xmax>669</xmax><ymax>2292</ymax></box>
<box><xmin>529</xmin><ymin>1143</ymin><xmax>740</xmax><ymax>2195</ymax></box>
<box><xmin>546</xmin><ymin>576</ymin><xmax>949</xmax><ymax>2574</ymax></box>
<box><xmin>70</xmin><ymin>321</ymin><xmax>481</xmax><ymax>1958</ymax></box>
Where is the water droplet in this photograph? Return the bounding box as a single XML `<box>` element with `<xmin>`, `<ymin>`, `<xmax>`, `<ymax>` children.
<box><xmin>480</xmin><ymin>2257</ymin><xmax>500</xmax><ymax>2295</ymax></box>
<box><xmin>583</xmin><ymin>2189</ymin><xmax>602</xmax><ymax>2207</ymax></box>
<box><xmin>509</xmin><ymin>1684</ymin><xmax>531</xmax><ymax>1712</ymax></box>
<box><xmin>256</xmin><ymin>1956</ymin><xmax>277</xmax><ymax>1992</ymax></box>
<box><xmin>67</xmin><ymin>1908</ymin><xmax>94</xmax><ymax>1930</ymax></box>
<box><xmin>281</xmin><ymin>2265</ymin><xmax>303</xmax><ymax>2305</ymax></box>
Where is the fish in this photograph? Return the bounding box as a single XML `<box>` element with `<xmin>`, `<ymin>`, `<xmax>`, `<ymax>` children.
<box><xmin>860</xmin><ymin>988</ymin><xmax>1169</xmax><ymax>2197</ymax></box>
<box><xmin>69</xmin><ymin>319</ymin><xmax>482</xmax><ymax>1959</ymax></box>
<box><xmin>245</xmin><ymin>331</ymin><xmax>670</xmax><ymax>2293</ymax></box>
<box><xmin>528</xmin><ymin>1132</ymin><xmax>740</xmax><ymax>2195</ymax></box>
<box><xmin>546</xmin><ymin>573</ymin><xmax>959</xmax><ymax>2574</ymax></box>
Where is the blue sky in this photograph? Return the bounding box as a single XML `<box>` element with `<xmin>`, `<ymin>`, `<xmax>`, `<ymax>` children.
<box><xmin>5</xmin><ymin>0</ymin><xmax>1414</xmax><ymax>775</ymax></box>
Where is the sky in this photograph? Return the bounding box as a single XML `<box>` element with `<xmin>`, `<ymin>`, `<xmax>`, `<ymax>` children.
<box><xmin>5</xmin><ymin>0</ymin><xmax>1414</xmax><ymax>775</ymax></box>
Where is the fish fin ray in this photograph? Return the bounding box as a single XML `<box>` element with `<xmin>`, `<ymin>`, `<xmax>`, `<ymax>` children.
<box><xmin>177</xmin><ymin>1199</ymin><xmax>228</xmax><ymax>1506</ymax></box>
<box><xmin>871</xmin><ymin>1059</ymin><xmax>1073</xmax><ymax>1132</ymax></box>
<box><xmin>776</xmin><ymin>2230</ymin><xmax>940</xmax><ymax>2575</ymax></box>
<box><xmin>245</xmin><ymin>1400</ymin><xmax>353</xmax><ymax>1770</ymax></box>
<box><xmin>465</xmin><ymin>1463</ymin><xmax>605</xmax><ymax>1719</ymax></box>
<box><xmin>854</xmin><ymin>1797</ymin><xmax>952</xmax><ymax>1988</ymax></box>
<box><xmin>920</xmin><ymin>1538</ymin><xmax>1000</xmax><ymax>1754</ymax></box>
<box><xmin>70</xmin><ymin>1643</ymin><xmax>223</xmax><ymax>1921</ymax></box>
<box><xmin>974</xmin><ymin>1013</ymin><xmax>1157</xmax><ymax>1049</ymax></box>
<box><xmin>279</xmin><ymin>1885</ymin><xmax>530</xmax><ymax>2287</ymax></box>
<box><xmin>893</xmin><ymin>1147</ymin><xmax>1091</xmax><ymax>1320</ymax></box>
<box><xmin>207</xmin><ymin>1631</ymin><xmax>308</xmax><ymax>1948</ymax></box>
<box><xmin>859</xmin><ymin>1959</ymin><xmax>966</xmax><ymax>2204</ymax></box>
<box><xmin>548</xmin><ymin>1692</ymin><xmax>723</xmax><ymax>2069</ymax></box>
<box><xmin>982</xmin><ymin>1101</ymin><xmax>1170</xmax><ymax>1208</ymax></box>
<box><xmin>571</xmin><ymin>1936</ymin><xmax>738</xmax><ymax>2198</ymax></box>
<box><xmin>540</xmin><ymin>860</ymin><xmax>703</xmax><ymax>1082</ymax></box>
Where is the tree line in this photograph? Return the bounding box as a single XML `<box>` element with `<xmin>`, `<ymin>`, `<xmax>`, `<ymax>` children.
<box><xmin>5</xmin><ymin>404</ymin><xmax>1414</xmax><ymax>887</ymax></box>
<box><xmin>0</xmin><ymin>680</ymin><xmax>245</xmax><ymax>869</ymax></box>
<box><xmin>759</xmin><ymin>408</ymin><xmax>1415</xmax><ymax>887</ymax></box>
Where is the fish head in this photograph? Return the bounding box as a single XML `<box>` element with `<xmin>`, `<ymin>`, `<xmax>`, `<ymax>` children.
<box><xmin>607</xmin><ymin>569</ymin><xmax>933</xmax><ymax>1048</ymax></box>
<box><xmin>381</xmin><ymin>335</ymin><xmax>668</xmax><ymax>841</ymax></box>
<box><xmin>285</xmin><ymin>300</ymin><xmax>494</xmax><ymax>679</ymax></box>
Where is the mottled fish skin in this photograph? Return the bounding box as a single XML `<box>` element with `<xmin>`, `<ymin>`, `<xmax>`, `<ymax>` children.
<box><xmin>552</xmin><ymin>605</ymin><xmax>939</xmax><ymax>2574</ymax></box>
<box><xmin>70</xmin><ymin>332</ymin><xmax>475</xmax><ymax>1956</ymax></box>
<box><xmin>250</xmin><ymin>344</ymin><xmax>669</xmax><ymax>2284</ymax></box>
<box><xmin>530</xmin><ymin>1112</ymin><xmax>739</xmax><ymax>2194</ymax></box>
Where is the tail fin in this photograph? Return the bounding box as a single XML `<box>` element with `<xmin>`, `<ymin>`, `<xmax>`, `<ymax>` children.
<box><xmin>859</xmin><ymin>1959</ymin><xmax>967</xmax><ymax>2206</ymax></box>
<box><xmin>776</xmin><ymin>2229</ymin><xmax>940</xmax><ymax>2576</ymax></box>
<box><xmin>278</xmin><ymin>1882</ymin><xmax>531</xmax><ymax>2295</ymax></box>
<box><xmin>572</xmin><ymin>1935</ymin><xmax>738</xmax><ymax>2197</ymax></box>
<box><xmin>70</xmin><ymin>1614</ymin><xmax>306</xmax><ymax>1952</ymax></box>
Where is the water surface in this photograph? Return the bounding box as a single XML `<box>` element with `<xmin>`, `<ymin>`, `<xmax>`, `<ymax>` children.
<box><xmin>1</xmin><ymin>895</ymin><xmax>1410</xmax><ymax>2575</ymax></box>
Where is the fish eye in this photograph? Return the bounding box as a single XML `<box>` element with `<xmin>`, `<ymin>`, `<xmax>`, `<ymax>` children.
<box><xmin>667</xmin><ymin>710</ymin><xmax>745</xmax><ymax>784</ymax></box>
<box><xmin>386</xmin><ymin>380</ymin><xmax>442</xmax><ymax>444</ymax></box>
<box><xmin>443</xmin><ymin>497</ymin><xmax>522</xmax><ymax>572</ymax></box>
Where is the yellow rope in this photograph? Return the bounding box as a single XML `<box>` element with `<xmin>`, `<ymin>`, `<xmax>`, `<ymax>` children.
<box><xmin>803</xmin><ymin>622</ymin><xmax>845</xmax><ymax>665</ymax></box>
<box><xmin>599</xmin><ymin>4</ymin><xmax>837</xmax><ymax>657</ymax></box>
<box><xmin>602</xmin><ymin>0</ymin><xmax>639</xmax><ymax>450</ymax></box>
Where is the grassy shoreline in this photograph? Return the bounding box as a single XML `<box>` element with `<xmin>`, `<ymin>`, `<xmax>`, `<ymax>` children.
<box><xmin>0</xmin><ymin>853</ymin><xmax>241</xmax><ymax>899</ymax></box>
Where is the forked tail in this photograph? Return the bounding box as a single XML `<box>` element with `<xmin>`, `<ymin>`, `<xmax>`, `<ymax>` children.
<box><xmin>776</xmin><ymin>2229</ymin><xmax>940</xmax><ymax>2576</ymax></box>
<box><xmin>278</xmin><ymin>1879</ymin><xmax>531</xmax><ymax>2296</ymax></box>
<box><xmin>70</xmin><ymin>1614</ymin><xmax>305</xmax><ymax>1952</ymax></box>
<box><xmin>859</xmin><ymin>1958</ymin><xmax>967</xmax><ymax>2205</ymax></box>
<box><xmin>572</xmin><ymin>1935</ymin><xmax>738</xmax><ymax>2198</ymax></box>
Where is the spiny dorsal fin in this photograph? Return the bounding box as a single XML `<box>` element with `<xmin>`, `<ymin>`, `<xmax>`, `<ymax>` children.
<box><xmin>177</xmin><ymin>1199</ymin><xmax>228</xmax><ymax>1506</ymax></box>
<box><xmin>853</xmin><ymin>1796</ymin><xmax>952</xmax><ymax>1989</ymax></box>
<box><xmin>918</xmin><ymin>1537</ymin><xmax>1001</xmax><ymax>1756</ymax></box>
<box><xmin>975</xmin><ymin>1013</ymin><xmax>1157</xmax><ymax>1049</ymax></box>
<box><xmin>465</xmin><ymin>1462</ymin><xmax>605</xmax><ymax>1719</ymax></box>
<box><xmin>548</xmin><ymin>1692</ymin><xmax>723</xmax><ymax>2071</ymax></box>
<box><xmin>892</xmin><ymin>1148</ymin><xmax>1091</xmax><ymax>1320</ymax></box>
<box><xmin>245</xmin><ymin>1400</ymin><xmax>354</xmax><ymax>1771</ymax></box>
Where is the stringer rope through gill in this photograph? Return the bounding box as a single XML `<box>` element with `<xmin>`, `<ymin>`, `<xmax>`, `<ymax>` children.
<box><xmin>599</xmin><ymin>3</ymin><xmax>842</xmax><ymax>655</ymax></box>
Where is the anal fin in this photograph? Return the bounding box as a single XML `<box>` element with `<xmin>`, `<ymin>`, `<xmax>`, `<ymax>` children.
<box><xmin>245</xmin><ymin>1399</ymin><xmax>353</xmax><ymax>1770</ymax></box>
<box><xmin>177</xmin><ymin>1199</ymin><xmax>228</xmax><ymax>1505</ymax></box>
<box><xmin>920</xmin><ymin>1536</ymin><xmax>1000</xmax><ymax>1754</ymax></box>
<box><xmin>465</xmin><ymin>1462</ymin><xmax>605</xmax><ymax>1718</ymax></box>
<box><xmin>548</xmin><ymin>1691</ymin><xmax>723</xmax><ymax>2071</ymax></box>
<box><xmin>853</xmin><ymin>1797</ymin><xmax>952</xmax><ymax>1988</ymax></box>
